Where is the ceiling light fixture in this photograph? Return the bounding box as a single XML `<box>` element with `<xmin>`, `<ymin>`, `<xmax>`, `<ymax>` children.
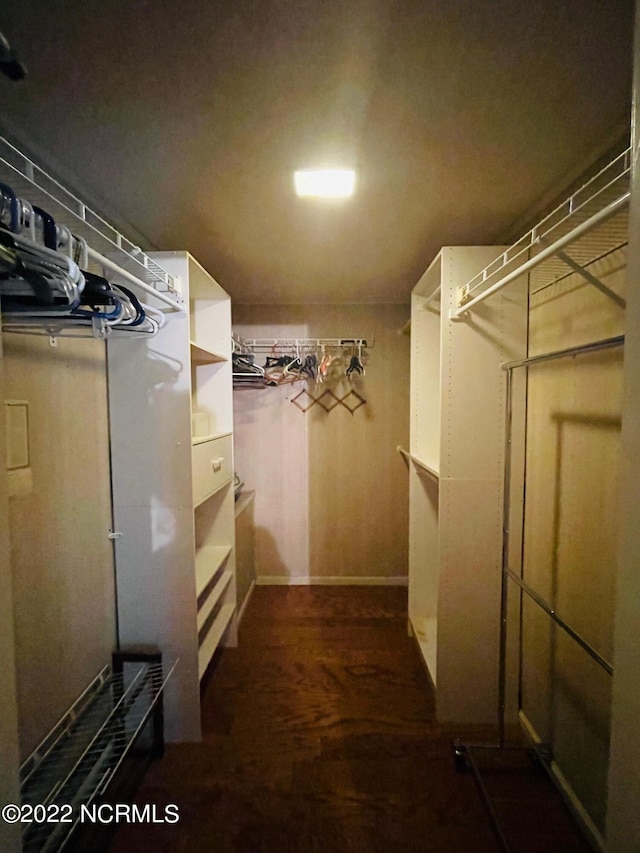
<box><xmin>294</xmin><ymin>168</ymin><xmax>356</xmax><ymax>199</ymax></box>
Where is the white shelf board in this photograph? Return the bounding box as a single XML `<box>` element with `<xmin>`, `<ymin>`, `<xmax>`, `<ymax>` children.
<box><xmin>235</xmin><ymin>489</ymin><xmax>256</xmax><ymax>518</ymax></box>
<box><xmin>192</xmin><ymin>431</ymin><xmax>233</xmax><ymax>447</ymax></box>
<box><xmin>195</xmin><ymin>545</ymin><xmax>232</xmax><ymax>597</ymax></box>
<box><xmin>398</xmin><ymin>447</ymin><xmax>440</xmax><ymax>482</ymax></box>
<box><xmin>198</xmin><ymin>603</ymin><xmax>235</xmax><ymax>679</ymax></box>
<box><xmin>190</xmin><ymin>341</ymin><xmax>227</xmax><ymax>365</ymax></box>
<box><xmin>197</xmin><ymin>570</ymin><xmax>233</xmax><ymax>631</ymax></box>
<box><xmin>193</xmin><ymin>474</ymin><xmax>233</xmax><ymax>508</ymax></box>
<box><xmin>413</xmin><ymin>250</ymin><xmax>443</xmax><ymax>300</ymax></box>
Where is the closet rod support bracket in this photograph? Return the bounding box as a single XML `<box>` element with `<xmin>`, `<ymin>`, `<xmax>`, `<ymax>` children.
<box><xmin>550</xmin><ymin>246</ymin><xmax>626</xmax><ymax>309</ymax></box>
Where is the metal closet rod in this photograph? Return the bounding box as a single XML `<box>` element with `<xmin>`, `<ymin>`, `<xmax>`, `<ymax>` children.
<box><xmin>501</xmin><ymin>334</ymin><xmax>624</xmax><ymax>371</ymax></box>
<box><xmin>450</xmin><ymin>191</ymin><xmax>629</xmax><ymax>320</ymax></box>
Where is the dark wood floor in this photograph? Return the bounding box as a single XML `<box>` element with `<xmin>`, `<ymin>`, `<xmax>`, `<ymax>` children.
<box><xmin>107</xmin><ymin>586</ymin><xmax>591</xmax><ymax>853</ymax></box>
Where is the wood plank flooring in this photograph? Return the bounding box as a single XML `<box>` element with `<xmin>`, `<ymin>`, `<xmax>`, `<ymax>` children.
<box><xmin>106</xmin><ymin>586</ymin><xmax>590</xmax><ymax>852</ymax></box>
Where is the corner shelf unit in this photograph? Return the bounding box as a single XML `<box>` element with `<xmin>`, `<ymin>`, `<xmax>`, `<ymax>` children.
<box><xmin>408</xmin><ymin>246</ymin><xmax>528</xmax><ymax>723</ymax></box>
<box><xmin>107</xmin><ymin>250</ymin><xmax>236</xmax><ymax>743</ymax></box>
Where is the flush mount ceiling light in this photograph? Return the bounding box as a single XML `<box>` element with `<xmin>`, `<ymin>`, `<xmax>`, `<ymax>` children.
<box><xmin>293</xmin><ymin>168</ymin><xmax>356</xmax><ymax>198</ymax></box>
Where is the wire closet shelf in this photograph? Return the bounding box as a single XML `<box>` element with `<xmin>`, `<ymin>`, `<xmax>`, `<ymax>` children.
<box><xmin>19</xmin><ymin>656</ymin><xmax>175</xmax><ymax>853</ymax></box>
<box><xmin>0</xmin><ymin>136</ymin><xmax>183</xmax><ymax>311</ymax></box>
<box><xmin>233</xmin><ymin>336</ymin><xmax>372</xmax><ymax>353</ymax></box>
<box><xmin>231</xmin><ymin>335</ymin><xmax>372</xmax><ymax>401</ymax></box>
<box><xmin>451</xmin><ymin>147</ymin><xmax>630</xmax><ymax>318</ymax></box>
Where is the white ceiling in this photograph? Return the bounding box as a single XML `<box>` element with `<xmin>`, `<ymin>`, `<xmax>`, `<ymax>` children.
<box><xmin>0</xmin><ymin>1</ymin><xmax>634</xmax><ymax>304</ymax></box>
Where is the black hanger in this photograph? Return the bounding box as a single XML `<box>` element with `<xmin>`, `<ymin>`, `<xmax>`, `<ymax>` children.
<box><xmin>346</xmin><ymin>354</ymin><xmax>364</xmax><ymax>377</ymax></box>
<box><xmin>32</xmin><ymin>206</ymin><xmax>58</xmax><ymax>251</ymax></box>
<box><xmin>0</xmin><ymin>182</ymin><xmax>20</xmax><ymax>233</ymax></box>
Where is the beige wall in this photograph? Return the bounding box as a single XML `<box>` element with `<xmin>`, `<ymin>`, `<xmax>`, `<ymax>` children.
<box><xmin>521</xmin><ymin>250</ymin><xmax>625</xmax><ymax>833</ymax></box>
<box><xmin>0</xmin><ymin>336</ymin><xmax>22</xmax><ymax>853</ymax></box>
<box><xmin>233</xmin><ymin>303</ymin><xmax>410</xmax><ymax>582</ymax></box>
<box><xmin>4</xmin><ymin>334</ymin><xmax>116</xmax><ymax>757</ymax></box>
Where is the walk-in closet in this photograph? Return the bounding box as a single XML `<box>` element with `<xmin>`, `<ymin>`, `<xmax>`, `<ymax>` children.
<box><xmin>1</xmin><ymin>3</ymin><xmax>640</xmax><ymax>852</ymax></box>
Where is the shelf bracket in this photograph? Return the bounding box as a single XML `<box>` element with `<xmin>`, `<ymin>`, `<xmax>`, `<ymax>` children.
<box><xmin>551</xmin><ymin>247</ymin><xmax>626</xmax><ymax>309</ymax></box>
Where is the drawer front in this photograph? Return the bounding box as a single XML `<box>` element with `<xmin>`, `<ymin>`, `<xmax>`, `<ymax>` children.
<box><xmin>192</xmin><ymin>434</ymin><xmax>233</xmax><ymax>506</ymax></box>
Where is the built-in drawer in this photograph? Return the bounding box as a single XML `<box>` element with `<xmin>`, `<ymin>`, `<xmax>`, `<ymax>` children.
<box><xmin>192</xmin><ymin>433</ymin><xmax>233</xmax><ymax>507</ymax></box>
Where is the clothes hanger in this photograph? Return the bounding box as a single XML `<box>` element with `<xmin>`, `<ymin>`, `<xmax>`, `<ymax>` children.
<box><xmin>18</xmin><ymin>199</ymin><xmax>36</xmax><ymax>241</ymax></box>
<box><xmin>0</xmin><ymin>229</ymin><xmax>54</xmax><ymax>304</ymax></box>
<box><xmin>301</xmin><ymin>352</ymin><xmax>318</xmax><ymax>380</ymax></box>
<box><xmin>283</xmin><ymin>343</ymin><xmax>303</xmax><ymax>378</ymax></box>
<box><xmin>32</xmin><ymin>206</ymin><xmax>58</xmax><ymax>250</ymax></box>
<box><xmin>0</xmin><ymin>182</ymin><xmax>20</xmax><ymax>233</ymax></box>
<box><xmin>71</xmin><ymin>234</ymin><xmax>89</xmax><ymax>269</ymax></box>
<box><xmin>111</xmin><ymin>283</ymin><xmax>147</xmax><ymax>327</ymax></box>
<box><xmin>233</xmin><ymin>352</ymin><xmax>265</xmax><ymax>374</ymax></box>
<box><xmin>318</xmin><ymin>345</ymin><xmax>332</xmax><ymax>382</ymax></box>
<box><xmin>70</xmin><ymin>271</ymin><xmax>124</xmax><ymax>323</ymax></box>
<box><xmin>346</xmin><ymin>342</ymin><xmax>365</xmax><ymax>378</ymax></box>
<box><xmin>233</xmin><ymin>352</ymin><xmax>268</xmax><ymax>387</ymax></box>
<box><xmin>0</xmin><ymin>228</ymin><xmax>83</xmax><ymax>312</ymax></box>
<box><xmin>0</xmin><ymin>183</ymin><xmax>163</xmax><ymax>337</ymax></box>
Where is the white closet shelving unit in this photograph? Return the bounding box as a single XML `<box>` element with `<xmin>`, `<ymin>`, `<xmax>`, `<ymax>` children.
<box><xmin>406</xmin><ymin>150</ymin><xmax>630</xmax><ymax>727</ymax></box>
<box><xmin>0</xmin><ymin>138</ymin><xmax>238</xmax><ymax>749</ymax></box>
<box><xmin>407</xmin><ymin>246</ymin><xmax>528</xmax><ymax>723</ymax></box>
<box><xmin>0</xmin><ymin>139</ymin><xmax>218</xmax><ymax>853</ymax></box>
<box><xmin>108</xmin><ymin>250</ymin><xmax>236</xmax><ymax>742</ymax></box>
<box><xmin>152</xmin><ymin>251</ymin><xmax>238</xmax><ymax>679</ymax></box>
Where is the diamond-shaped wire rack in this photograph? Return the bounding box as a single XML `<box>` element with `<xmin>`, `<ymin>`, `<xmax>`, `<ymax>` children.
<box><xmin>290</xmin><ymin>388</ymin><xmax>316</xmax><ymax>412</ymax></box>
<box><xmin>315</xmin><ymin>390</ymin><xmax>342</xmax><ymax>412</ymax></box>
<box><xmin>340</xmin><ymin>390</ymin><xmax>366</xmax><ymax>414</ymax></box>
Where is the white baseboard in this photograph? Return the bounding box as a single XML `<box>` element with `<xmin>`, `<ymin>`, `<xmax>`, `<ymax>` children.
<box><xmin>255</xmin><ymin>575</ymin><xmax>408</xmax><ymax>587</ymax></box>
<box><xmin>237</xmin><ymin>579</ymin><xmax>256</xmax><ymax>626</ymax></box>
<box><xmin>518</xmin><ymin>710</ymin><xmax>606</xmax><ymax>852</ymax></box>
